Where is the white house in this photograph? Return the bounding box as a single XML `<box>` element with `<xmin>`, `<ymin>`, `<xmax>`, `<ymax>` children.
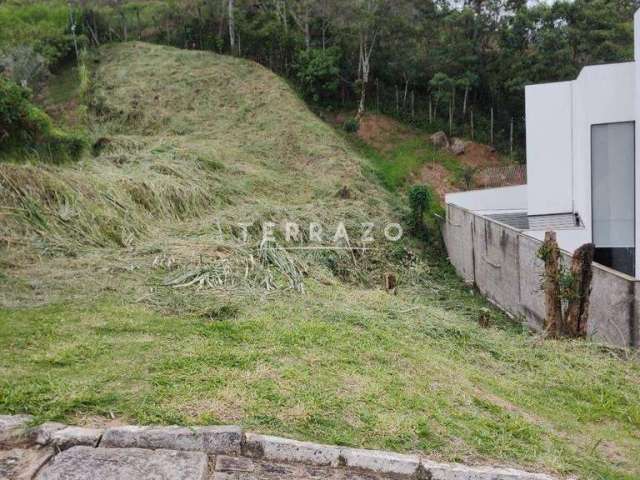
<box><xmin>445</xmin><ymin>10</ymin><xmax>640</xmax><ymax>279</ymax></box>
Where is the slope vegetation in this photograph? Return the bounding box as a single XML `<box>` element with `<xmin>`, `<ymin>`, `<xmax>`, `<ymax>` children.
<box><xmin>1</xmin><ymin>43</ymin><xmax>639</xmax><ymax>480</ymax></box>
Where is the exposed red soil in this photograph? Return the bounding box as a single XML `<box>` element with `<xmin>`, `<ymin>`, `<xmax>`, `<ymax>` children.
<box><xmin>412</xmin><ymin>162</ymin><xmax>458</xmax><ymax>200</ymax></box>
<box><xmin>355</xmin><ymin>114</ymin><xmax>415</xmax><ymax>151</ymax></box>
<box><xmin>326</xmin><ymin>111</ymin><xmax>521</xmax><ymax>199</ymax></box>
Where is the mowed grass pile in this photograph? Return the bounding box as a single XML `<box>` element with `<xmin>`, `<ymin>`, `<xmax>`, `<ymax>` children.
<box><xmin>1</xmin><ymin>42</ymin><xmax>390</xmax><ymax>250</ymax></box>
<box><xmin>1</xmin><ymin>43</ymin><xmax>640</xmax><ymax>480</ymax></box>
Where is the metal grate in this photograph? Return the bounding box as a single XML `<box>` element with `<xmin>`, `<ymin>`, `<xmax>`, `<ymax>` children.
<box><xmin>486</xmin><ymin>211</ymin><xmax>582</xmax><ymax>231</ymax></box>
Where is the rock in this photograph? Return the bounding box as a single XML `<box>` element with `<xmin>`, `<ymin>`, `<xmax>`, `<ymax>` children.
<box><xmin>422</xmin><ymin>459</ymin><xmax>555</xmax><ymax>480</ymax></box>
<box><xmin>338</xmin><ymin>448</ymin><xmax>420</xmax><ymax>476</ymax></box>
<box><xmin>101</xmin><ymin>425</ymin><xmax>242</xmax><ymax>455</ymax></box>
<box><xmin>429</xmin><ymin>131</ymin><xmax>450</xmax><ymax>149</ymax></box>
<box><xmin>51</xmin><ymin>427</ymin><xmax>103</xmax><ymax>450</ymax></box>
<box><xmin>37</xmin><ymin>446</ymin><xmax>207</xmax><ymax>480</ymax></box>
<box><xmin>36</xmin><ymin>446</ymin><xmax>208</xmax><ymax>480</ymax></box>
<box><xmin>449</xmin><ymin>137</ymin><xmax>468</xmax><ymax>155</ymax></box>
<box><xmin>30</xmin><ymin>423</ymin><xmax>66</xmax><ymax>446</ymax></box>
<box><xmin>243</xmin><ymin>433</ymin><xmax>341</xmax><ymax>467</ymax></box>
<box><xmin>0</xmin><ymin>415</ymin><xmax>33</xmax><ymax>446</ymax></box>
<box><xmin>215</xmin><ymin>455</ymin><xmax>255</xmax><ymax>472</ymax></box>
<box><xmin>0</xmin><ymin>447</ymin><xmax>55</xmax><ymax>480</ymax></box>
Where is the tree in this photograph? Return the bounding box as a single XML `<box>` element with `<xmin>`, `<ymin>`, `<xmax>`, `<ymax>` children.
<box><xmin>457</xmin><ymin>71</ymin><xmax>479</xmax><ymax>117</ymax></box>
<box><xmin>294</xmin><ymin>46</ymin><xmax>341</xmax><ymax>101</ymax></box>
<box><xmin>289</xmin><ymin>0</ymin><xmax>313</xmax><ymax>49</ymax></box>
<box><xmin>336</xmin><ymin>0</ymin><xmax>390</xmax><ymax>119</ymax></box>
<box><xmin>228</xmin><ymin>0</ymin><xmax>235</xmax><ymax>53</ymax></box>
<box><xmin>429</xmin><ymin>72</ymin><xmax>454</xmax><ymax>123</ymax></box>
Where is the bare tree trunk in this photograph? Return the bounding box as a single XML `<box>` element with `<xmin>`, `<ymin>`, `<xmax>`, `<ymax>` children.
<box><xmin>463</xmin><ymin>86</ymin><xmax>469</xmax><ymax>117</ymax></box>
<box><xmin>120</xmin><ymin>10</ymin><xmax>127</xmax><ymax>42</ymax></box>
<box><xmin>356</xmin><ymin>30</ymin><xmax>377</xmax><ymax>119</ymax></box>
<box><xmin>395</xmin><ymin>85</ymin><xmax>399</xmax><ymax>114</ymax></box>
<box><xmin>69</xmin><ymin>7</ymin><xmax>79</xmax><ymax>61</ymax></box>
<box><xmin>411</xmin><ymin>91</ymin><xmax>415</xmax><ymax>119</ymax></box>
<box><xmin>542</xmin><ymin>231</ymin><xmax>562</xmax><ymax>337</ymax></box>
<box><xmin>428</xmin><ymin>96</ymin><xmax>432</xmax><ymax>123</ymax></box>
<box><xmin>376</xmin><ymin>78</ymin><xmax>379</xmax><ymax>111</ymax></box>
<box><xmin>304</xmin><ymin>20</ymin><xmax>310</xmax><ymax>49</ymax></box>
<box><xmin>448</xmin><ymin>98</ymin><xmax>453</xmax><ymax>136</ymax></box>
<box><xmin>563</xmin><ymin>243</ymin><xmax>595</xmax><ymax>338</ymax></box>
<box><xmin>218</xmin><ymin>0</ymin><xmax>226</xmax><ymax>41</ymax></box>
<box><xmin>470</xmin><ymin>109</ymin><xmax>474</xmax><ymax>140</ymax></box>
<box><xmin>403</xmin><ymin>77</ymin><xmax>409</xmax><ymax>108</ymax></box>
<box><xmin>228</xmin><ymin>0</ymin><xmax>235</xmax><ymax>53</ymax></box>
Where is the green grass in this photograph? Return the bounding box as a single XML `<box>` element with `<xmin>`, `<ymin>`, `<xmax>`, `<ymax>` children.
<box><xmin>1</xmin><ymin>275</ymin><xmax>639</xmax><ymax>479</ymax></box>
<box><xmin>1</xmin><ymin>42</ymin><xmax>640</xmax><ymax>480</ymax></box>
<box><xmin>352</xmin><ymin>136</ymin><xmax>462</xmax><ymax>191</ymax></box>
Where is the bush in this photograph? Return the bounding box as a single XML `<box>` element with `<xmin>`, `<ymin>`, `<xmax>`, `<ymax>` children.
<box><xmin>0</xmin><ymin>1</ymin><xmax>77</xmax><ymax>67</ymax></box>
<box><xmin>0</xmin><ymin>45</ymin><xmax>48</xmax><ymax>88</ymax></box>
<box><xmin>408</xmin><ymin>184</ymin><xmax>432</xmax><ymax>240</ymax></box>
<box><xmin>343</xmin><ymin>117</ymin><xmax>360</xmax><ymax>133</ymax></box>
<box><xmin>0</xmin><ymin>77</ymin><xmax>85</xmax><ymax>162</ymax></box>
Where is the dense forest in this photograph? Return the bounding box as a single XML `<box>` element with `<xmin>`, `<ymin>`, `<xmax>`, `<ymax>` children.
<box><xmin>0</xmin><ymin>0</ymin><xmax>638</xmax><ymax>158</ymax></box>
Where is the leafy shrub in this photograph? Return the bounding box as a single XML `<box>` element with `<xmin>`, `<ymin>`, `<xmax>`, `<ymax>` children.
<box><xmin>0</xmin><ymin>1</ymin><xmax>77</xmax><ymax>67</ymax></box>
<box><xmin>0</xmin><ymin>46</ymin><xmax>48</xmax><ymax>88</ymax></box>
<box><xmin>343</xmin><ymin>117</ymin><xmax>360</xmax><ymax>133</ymax></box>
<box><xmin>408</xmin><ymin>184</ymin><xmax>432</xmax><ymax>240</ymax></box>
<box><xmin>0</xmin><ymin>77</ymin><xmax>85</xmax><ymax>162</ymax></box>
<box><xmin>294</xmin><ymin>47</ymin><xmax>341</xmax><ymax>102</ymax></box>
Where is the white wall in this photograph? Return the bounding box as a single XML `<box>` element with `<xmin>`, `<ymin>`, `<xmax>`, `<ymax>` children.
<box><xmin>634</xmin><ymin>9</ymin><xmax>640</xmax><ymax>277</ymax></box>
<box><xmin>444</xmin><ymin>185</ymin><xmax>527</xmax><ymax>212</ymax></box>
<box><xmin>523</xmin><ymin>61</ymin><xmax>637</xmax><ymax>266</ymax></box>
<box><xmin>525</xmin><ymin>82</ymin><xmax>573</xmax><ymax>216</ymax></box>
<box><xmin>571</xmin><ymin>62</ymin><xmax>636</xmax><ymax>260</ymax></box>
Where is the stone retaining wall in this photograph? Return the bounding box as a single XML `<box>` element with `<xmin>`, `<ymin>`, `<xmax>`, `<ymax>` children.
<box><xmin>0</xmin><ymin>415</ymin><xmax>555</xmax><ymax>480</ymax></box>
<box><xmin>444</xmin><ymin>203</ymin><xmax>639</xmax><ymax>348</ymax></box>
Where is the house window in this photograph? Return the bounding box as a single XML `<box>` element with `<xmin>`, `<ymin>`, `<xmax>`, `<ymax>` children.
<box><xmin>591</xmin><ymin>122</ymin><xmax>635</xmax><ymax>276</ymax></box>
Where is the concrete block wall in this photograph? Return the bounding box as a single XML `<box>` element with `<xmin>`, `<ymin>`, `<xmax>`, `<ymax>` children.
<box><xmin>444</xmin><ymin>204</ymin><xmax>639</xmax><ymax>348</ymax></box>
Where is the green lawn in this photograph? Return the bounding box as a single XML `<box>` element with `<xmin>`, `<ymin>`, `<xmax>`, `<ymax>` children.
<box><xmin>2</xmin><ymin>270</ymin><xmax>639</xmax><ymax>479</ymax></box>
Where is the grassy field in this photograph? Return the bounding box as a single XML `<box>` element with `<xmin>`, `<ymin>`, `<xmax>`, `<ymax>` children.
<box><xmin>1</xmin><ymin>42</ymin><xmax>640</xmax><ymax>480</ymax></box>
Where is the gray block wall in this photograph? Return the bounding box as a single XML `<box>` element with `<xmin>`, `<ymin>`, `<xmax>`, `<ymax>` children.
<box><xmin>444</xmin><ymin>204</ymin><xmax>639</xmax><ymax>348</ymax></box>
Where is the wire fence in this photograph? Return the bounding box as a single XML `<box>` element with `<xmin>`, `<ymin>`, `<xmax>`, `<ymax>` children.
<box><xmin>473</xmin><ymin>164</ymin><xmax>526</xmax><ymax>189</ymax></box>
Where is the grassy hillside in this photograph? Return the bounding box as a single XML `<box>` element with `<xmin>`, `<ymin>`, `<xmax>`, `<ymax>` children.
<box><xmin>1</xmin><ymin>43</ymin><xmax>640</xmax><ymax>480</ymax></box>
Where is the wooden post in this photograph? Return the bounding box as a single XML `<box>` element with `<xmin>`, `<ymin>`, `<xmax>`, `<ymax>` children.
<box><xmin>542</xmin><ymin>231</ymin><xmax>562</xmax><ymax>337</ymax></box>
<box><xmin>563</xmin><ymin>243</ymin><xmax>595</xmax><ymax>338</ymax></box>
<box><xmin>384</xmin><ymin>272</ymin><xmax>397</xmax><ymax>294</ymax></box>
